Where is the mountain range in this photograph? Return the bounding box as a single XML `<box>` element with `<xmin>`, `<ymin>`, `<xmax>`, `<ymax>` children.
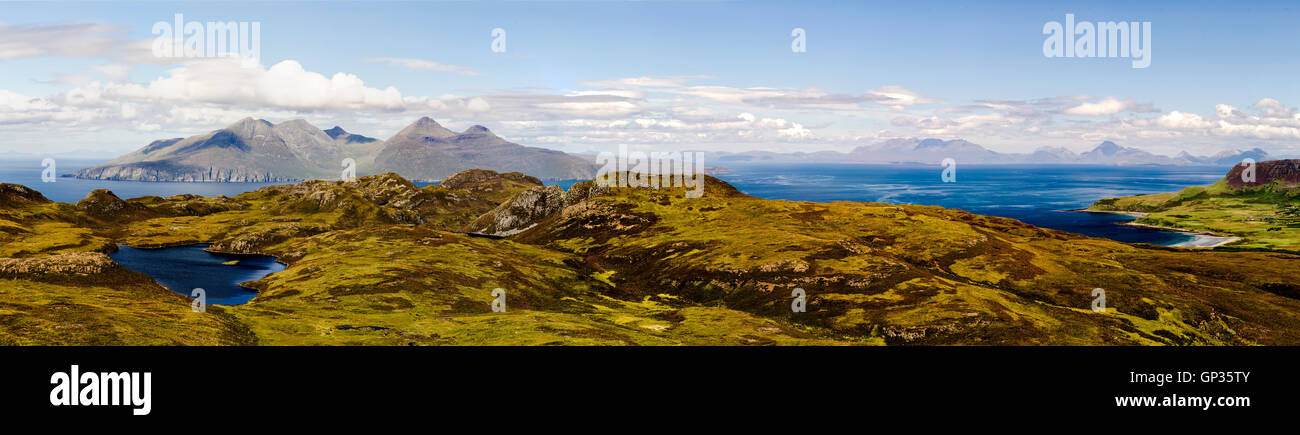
<box><xmin>72</xmin><ymin>117</ymin><xmax>1274</xmax><ymax>184</ymax></box>
<box><xmin>712</xmin><ymin>139</ymin><xmax>1273</xmax><ymax>166</ymax></box>
<box><xmin>73</xmin><ymin>117</ymin><xmax>598</xmax><ymax>182</ymax></box>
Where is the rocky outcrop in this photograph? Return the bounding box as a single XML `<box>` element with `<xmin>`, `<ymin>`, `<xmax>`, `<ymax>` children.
<box><xmin>0</xmin><ymin>252</ymin><xmax>158</xmax><ymax>286</ymax></box>
<box><xmin>465</xmin><ymin>185</ymin><xmax>566</xmax><ymax>236</ymax></box>
<box><xmin>1226</xmin><ymin>159</ymin><xmax>1300</xmax><ymax>189</ymax></box>
<box><xmin>0</xmin><ymin>183</ymin><xmax>51</xmax><ymax>208</ymax></box>
<box><xmin>441</xmin><ymin>169</ymin><xmax>542</xmax><ymax>191</ymax></box>
<box><xmin>465</xmin><ymin>174</ymin><xmax>743</xmax><ymax>237</ymax></box>
<box><xmin>74</xmin><ymin>189</ymin><xmax>150</xmax><ymax>219</ymax></box>
<box><xmin>208</xmin><ymin>223</ymin><xmax>331</xmax><ymax>255</ymax></box>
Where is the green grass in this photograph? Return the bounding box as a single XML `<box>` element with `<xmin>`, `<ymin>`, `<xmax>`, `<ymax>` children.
<box><xmin>1089</xmin><ymin>178</ymin><xmax>1300</xmax><ymax>250</ymax></box>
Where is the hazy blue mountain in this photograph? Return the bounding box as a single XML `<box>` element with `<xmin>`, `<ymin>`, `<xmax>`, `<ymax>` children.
<box><xmin>370</xmin><ymin>117</ymin><xmax>597</xmax><ymax>181</ymax></box>
<box><xmin>75</xmin><ymin>117</ymin><xmax>596</xmax><ymax>182</ymax></box>
<box><xmin>74</xmin><ymin>118</ymin><xmax>331</xmax><ymax>182</ymax></box>
<box><xmin>709</xmin><ymin>138</ymin><xmax>1272</xmax><ymax>166</ymax></box>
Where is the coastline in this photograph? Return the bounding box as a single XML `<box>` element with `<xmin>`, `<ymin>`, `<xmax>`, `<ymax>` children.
<box><xmin>1121</xmin><ymin>222</ymin><xmax>1241</xmax><ymax>247</ymax></box>
<box><xmin>1071</xmin><ymin>209</ymin><xmax>1241</xmax><ymax>248</ymax></box>
<box><xmin>1069</xmin><ymin>209</ymin><xmax>1149</xmax><ymax>218</ymax></box>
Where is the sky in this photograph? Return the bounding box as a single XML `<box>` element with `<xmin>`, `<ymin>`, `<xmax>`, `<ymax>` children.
<box><xmin>1</xmin><ymin>0</ymin><xmax>1299</xmax><ymax>157</ymax></box>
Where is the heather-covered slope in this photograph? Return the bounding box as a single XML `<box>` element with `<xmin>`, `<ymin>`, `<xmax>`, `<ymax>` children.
<box><xmin>4</xmin><ymin>170</ymin><xmax>1300</xmax><ymax>345</ymax></box>
<box><xmin>497</xmin><ymin>174</ymin><xmax>1300</xmax><ymax>344</ymax></box>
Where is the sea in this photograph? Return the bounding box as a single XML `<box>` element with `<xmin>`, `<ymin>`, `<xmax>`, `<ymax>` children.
<box><xmin>712</xmin><ymin>163</ymin><xmax>1230</xmax><ymax>245</ymax></box>
<box><xmin>0</xmin><ymin>158</ymin><xmax>1230</xmax><ymax>246</ymax></box>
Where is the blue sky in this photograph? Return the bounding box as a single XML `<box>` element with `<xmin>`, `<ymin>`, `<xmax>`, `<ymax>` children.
<box><xmin>1</xmin><ymin>0</ymin><xmax>1298</xmax><ymax>156</ymax></box>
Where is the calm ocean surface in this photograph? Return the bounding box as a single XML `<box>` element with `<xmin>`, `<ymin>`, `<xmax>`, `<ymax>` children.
<box><xmin>713</xmin><ymin>163</ymin><xmax>1231</xmax><ymax>245</ymax></box>
<box><xmin>0</xmin><ymin>158</ymin><xmax>1228</xmax><ymax>245</ymax></box>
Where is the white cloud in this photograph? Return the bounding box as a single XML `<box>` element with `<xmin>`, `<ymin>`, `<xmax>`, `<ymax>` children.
<box><xmin>80</xmin><ymin>58</ymin><xmax>405</xmax><ymax>112</ymax></box>
<box><xmin>367</xmin><ymin>57</ymin><xmax>481</xmax><ymax>76</ymax></box>
<box><xmin>1064</xmin><ymin>97</ymin><xmax>1152</xmax><ymax>116</ymax></box>
<box><xmin>1252</xmin><ymin>98</ymin><xmax>1295</xmax><ymax>119</ymax></box>
<box><xmin>0</xmin><ymin>22</ymin><xmax>126</xmax><ymax>61</ymax></box>
<box><xmin>777</xmin><ymin>122</ymin><xmax>812</xmax><ymax>138</ymax></box>
<box><xmin>578</xmin><ymin>75</ymin><xmax>712</xmax><ymax>89</ymax></box>
<box><xmin>1153</xmin><ymin>111</ymin><xmax>1211</xmax><ymax>129</ymax></box>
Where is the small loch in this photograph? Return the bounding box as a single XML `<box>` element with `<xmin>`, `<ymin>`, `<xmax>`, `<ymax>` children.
<box><xmin>109</xmin><ymin>244</ymin><xmax>285</xmax><ymax>305</ymax></box>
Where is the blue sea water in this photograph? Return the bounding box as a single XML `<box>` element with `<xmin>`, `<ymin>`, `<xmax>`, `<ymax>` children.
<box><xmin>109</xmin><ymin>244</ymin><xmax>285</xmax><ymax>305</ymax></box>
<box><xmin>713</xmin><ymin>163</ymin><xmax>1231</xmax><ymax>245</ymax></box>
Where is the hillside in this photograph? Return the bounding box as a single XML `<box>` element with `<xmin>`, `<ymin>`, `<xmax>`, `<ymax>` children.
<box><xmin>4</xmin><ymin>170</ymin><xmax>1300</xmax><ymax>345</ymax></box>
<box><xmin>1088</xmin><ymin>159</ymin><xmax>1300</xmax><ymax>250</ymax></box>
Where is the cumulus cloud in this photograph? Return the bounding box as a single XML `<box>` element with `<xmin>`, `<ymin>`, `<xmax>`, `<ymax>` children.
<box><xmin>74</xmin><ymin>58</ymin><xmax>405</xmax><ymax>112</ymax></box>
<box><xmin>1064</xmin><ymin>97</ymin><xmax>1155</xmax><ymax>116</ymax></box>
<box><xmin>1252</xmin><ymin>98</ymin><xmax>1295</xmax><ymax>119</ymax></box>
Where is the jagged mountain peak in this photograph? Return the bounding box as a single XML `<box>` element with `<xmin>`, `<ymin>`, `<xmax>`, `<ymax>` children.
<box><xmin>275</xmin><ymin>119</ymin><xmax>317</xmax><ymax>129</ymax></box>
<box><xmin>391</xmin><ymin>116</ymin><xmax>457</xmax><ymax>140</ymax></box>
<box><xmin>228</xmin><ymin>117</ymin><xmax>273</xmax><ymax>129</ymax></box>
<box><xmin>324</xmin><ymin>126</ymin><xmax>348</xmax><ymax>139</ymax></box>
<box><xmin>1092</xmin><ymin>141</ymin><xmax>1123</xmax><ymax>155</ymax></box>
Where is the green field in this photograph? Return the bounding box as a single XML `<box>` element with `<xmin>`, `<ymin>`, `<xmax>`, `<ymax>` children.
<box><xmin>1089</xmin><ymin>177</ymin><xmax>1300</xmax><ymax>250</ymax></box>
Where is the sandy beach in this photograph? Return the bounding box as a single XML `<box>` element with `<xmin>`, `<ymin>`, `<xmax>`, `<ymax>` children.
<box><xmin>1121</xmin><ymin>222</ymin><xmax>1241</xmax><ymax>248</ymax></box>
<box><xmin>1072</xmin><ymin>209</ymin><xmax>1240</xmax><ymax>248</ymax></box>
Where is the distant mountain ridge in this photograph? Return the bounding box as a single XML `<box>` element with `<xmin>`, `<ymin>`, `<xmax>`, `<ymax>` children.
<box><xmin>74</xmin><ymin>117</ymin><xmax>598</xmax><ymax>182</ymax></box>
<box><xmin>712</xmin><ymin>138</ymin><xmax>1272</xmax><ymax>166</ymax></box>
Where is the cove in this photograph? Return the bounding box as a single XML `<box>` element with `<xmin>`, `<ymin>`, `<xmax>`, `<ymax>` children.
<box><xmin>108</xmin><ymin>244</ymin><xmax>285</xmax><ymax>305</ymax></box>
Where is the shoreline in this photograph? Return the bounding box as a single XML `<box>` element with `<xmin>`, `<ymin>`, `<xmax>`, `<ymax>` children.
<box><xmin>1120</xmin><ymin>222</ymin><xmax>1242</xmax><ymax>247</ymax></box>
<box><xmin>1068</xmin><ymin>208</ymin><xmax>1149</xmax><ymax>218</ymax></box>
<box><xmin>1070</xmin><ymin>209</ymin><xmax>1241</xmax><ymax>248</ymax></box>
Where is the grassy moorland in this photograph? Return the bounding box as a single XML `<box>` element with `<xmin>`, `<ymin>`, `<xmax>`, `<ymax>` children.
<box><xmin>2</xmin><ymin>169</ymin><xmax>1300</xmax><ymax>345</ymax></box>
<box><xmin>1088</xmin><ymin>160</ymin><xmax>1300</xmax><ymax>250</ymax></box>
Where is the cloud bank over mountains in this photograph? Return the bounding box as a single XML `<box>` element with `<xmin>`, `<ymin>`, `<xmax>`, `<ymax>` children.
<box><xmin>0</xmin><ymin>21</ymin><xmax>1298</xmax><ymax>158</ymax></box>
